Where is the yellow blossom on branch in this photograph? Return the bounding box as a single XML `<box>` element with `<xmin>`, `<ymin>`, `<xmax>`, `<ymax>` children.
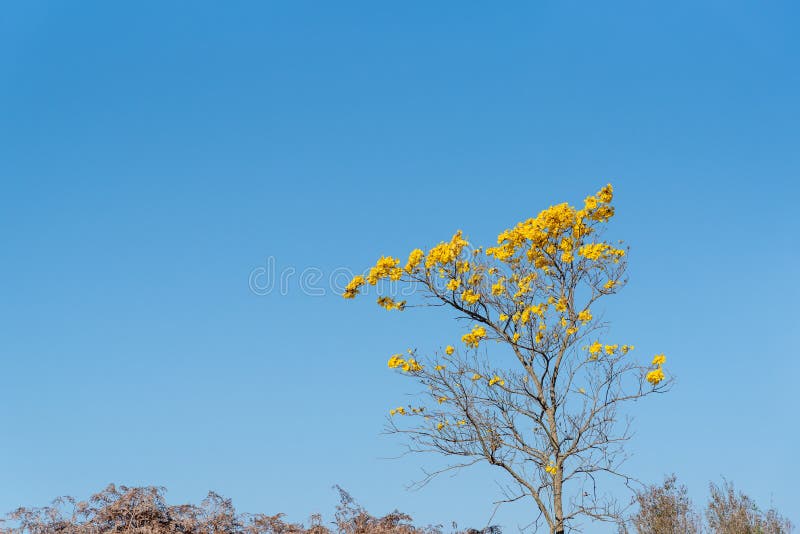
<box><xmin>461</xmin><ymin>289</ymin><xmax>481</xmax><ymax>305</ymax></box>
<box><xmin>462</xmin><ymin>325</ymin><xmax>487</xmax><ymax>348</ymax></box>
<box><xmin>488</xmin><ymin>375</ymin><xmax>505</xmax><ymax>387</ymax></box>
<box><xmin>646</xmin><ymin>367</ymin><xmax>665</xmax><ymax>385</ymax></box>
<box><xmin>387</xmin><ymin>354</ymin><xmax>405</xmax><ymax>369</ymax></box>
<box><xmin>404</xmin><ymin>249</ymin><xmax>424</xmax><ymax>273</ymax></box>
<box><xmin>377</xmin><ymin>296</ymin><xmax>406</xmax><ymax>311</ymax></box>
<box><xmin>343</xmin><ymin>275</ymin><xmax>366</xmax><ymax>299</ymax></box>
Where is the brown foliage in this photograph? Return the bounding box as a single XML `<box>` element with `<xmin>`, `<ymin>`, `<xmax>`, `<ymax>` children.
<box><xmin>623</xmin><ymin>476</ymin><xmax>794</xmax><ymax>534</ymax></box>
<box><xmin>1</xmin><ymin>484</ymin><xmax>499</xmax><ymax>534</ymax></box>
<box><xmin>705</xmin><ymin>480</ymin><xmax>793</xmax><ymax>534</ymax></box>
<box><xmin>625</xmin><ymin>475</ymin><xmax>701</xmax><ymax>534</ymax></box>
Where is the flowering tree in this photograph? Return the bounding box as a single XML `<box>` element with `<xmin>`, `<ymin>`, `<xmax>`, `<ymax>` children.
<box><xmin>343</xmin><ymin>185</ymin><xmax>670</xmax><ymax>534</ymax></box>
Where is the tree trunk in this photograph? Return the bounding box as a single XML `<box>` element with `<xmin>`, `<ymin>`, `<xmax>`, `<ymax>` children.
<box><xmin>552</xmin><ymin>474</ymin><xmax>565</xmax><ymax>534</ymax></box>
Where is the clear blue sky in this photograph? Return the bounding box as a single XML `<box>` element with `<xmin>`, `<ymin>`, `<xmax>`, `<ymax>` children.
<box><xmin>1</xmin><ymin>2</ymin><xmax>798</xmax><ymax>532</ymax></box>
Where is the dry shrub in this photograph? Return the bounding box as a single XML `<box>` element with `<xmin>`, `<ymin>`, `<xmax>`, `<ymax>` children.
<box><xmin>623</xmin><ymin>476</ymin><xmax>794</xmax><ymax>534</ymax></box>
<box><xmin>1</xmin><ymin>484</ymin><xmax>500</xmax><ymax>534</ymax></box>
<box><xmin>706</xmin><ymin>480</ymin><xmax>793</xmax><ymax>534</ymax></box>
<box><xmin>625</xmin><ymin>474</ymin><xmax>701</xmax><ymax>534</ymax></box>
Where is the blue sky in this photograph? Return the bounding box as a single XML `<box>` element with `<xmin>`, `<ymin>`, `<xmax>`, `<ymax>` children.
<box><xmin>1</xmin><ymin>1</ymin><xmax>798</xmax><ymax>531</ymax></box>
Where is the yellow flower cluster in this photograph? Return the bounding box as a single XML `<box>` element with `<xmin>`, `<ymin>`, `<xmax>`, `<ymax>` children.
<box><xmin>445</xmin><ymin>345</ymin><xmax>454</xmax><ymax>355</ymax></box>
<box><xmin>462</xmin><ymin>325</ymin><xmax>487</xmax><ymax>348</ymax></box>
<box><xmin>377</xmin><ymin>296</ymin><xmax>406</xmax><ymax>311</ymax></box>
<box><xmin>577</xmin><ymin>309</ymin><xmax>592</xmax><ymax>323</ymax></box>
<box><xmin>343</xmin><ymin>275</ymin><xmax>365</xmax><ymax>299</ymax></box>
<box><xmin>520</xmin><ymin>304</ymin><xmax>545</xmax><ymax>325</ymax></box>
<box><xmin>587</xmin><ymin>341</ymin><xmax>634</xmax><ymax>360</ymax></box>
<box><xmin>434</xmin><ymin>364</ymin><xmax>445</xmax><ymax>371</ymax></box>
<box><xmin>390</xmin><ymin>407</ymin><xmax>406</xmax><ymax>416</ymax></box>
<box><xmin>545</xmin><ymin>463</ymin><xmax>558</xmax><ymax>476</ymax></box>
<box><xmin>485</xmin><ymin>184</ymin><xmax>616</xmax><ymax>269</ymax></box>
<box><xmin>491</xmin><ymin>279</ymin><xmax>506</xmax><ymax>295</ymax></box>
<box><xmin>446</xmin><ymin>278</ymin><xmax>461</xmax><ymax>291</ymax></box>
<box><xmin>647</xmin><ymin>354</ymin><xmax>666</xmax><ymax>385</ymax></box>
<box><xmin>488</xmin><ymin>375</ymin><xmax>505</xmax><ymax>387</ymax></box>
<box><xmin>425</xmin><ymin>230</ymin><xmax>469</xmax><ymax>269</ymax></box>
<box><xmin>387</xmin><ymin>354</ymin><xmax>422</xmax><ymax>372</ymax></box>
<box><xmin>461</xmin><ymin>289</ymin><xmax>481</xmax><ymax>305</ymax></box>
<box><xmin>368</xmin><ymin>256</ymin><xmax>403</xmax><ymax>285</ymax></box>
<box><xmin>578</xmin><ymin>243</ymin><xmax>610</xmax><ymax>260</ymax></box>
<box><xmin>405</xmin><ymin>249</ymin><xmax>424</xmax><ymax>273</ymax></box>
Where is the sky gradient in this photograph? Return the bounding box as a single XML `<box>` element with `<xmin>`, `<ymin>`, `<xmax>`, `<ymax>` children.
<box><xmin>1</xmin><ymin>2</ymin><xmax>798</xmax><ymax>532</ymax></box>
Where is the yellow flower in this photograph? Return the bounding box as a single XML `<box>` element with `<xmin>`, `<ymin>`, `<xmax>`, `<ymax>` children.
<box><xmin>535</xmin><ymin>331</ymin><xmax>543</xmax><ymax>343</ymax></box>
<box><xmin>462</xmin><ymin>325</ymin><xmax>487</xmax><ymax>348</ymax></box>
<box><xmin>343</xmin><ymin>275</ymin><xmax>366</xmax><ymax>299</ymax></box>
<box><xmin>578</xmin><ymin>242</ymin><xmax>610</xmax><ymax>261</ymax></box>
<box><xmin>603</xmin><ymin>279</ymin><xmax>616</xmax><ymax>290</ymax></box>
<box><xmin>377</xmin><ymin>296</ymin><xmax>406</xmax><ymax>311</ymax></box>
<box><xmin>488</xmin><ymin>375</ymin><xmax>505</xmax><ymax>387</ymax></box>
<box><xmin>578</xmin><ymin>387</ymin><xmax>586</xmax><ymax>394</ymax></box>
<box><xmin>436</xmin><ymin>422</ymin><xmax>445</xmax><ymax>430</ymax></box>
<box><xmin>437</xmin><ymin>396</ymin><xmax>448</xmax><ymax>404</ymax></box>
<box><xmin>652</xmin><ymin>354</ymin><xmax>666</xmax><ymax>366</ymax></box>
<box><xmin>577</xmin><ymin>309</ymin><xmax>592</xmax><ymax>323</ymax></box>
<box><xmin>597</xmin><ymin>183</ymin><xmax>613</xmax><ymax>203</ymax></box>
<box><xmin>446</xmin><ymin>278</ymin><xmax>461</xmax><ymax>291</ymax></box>
<box><xmin>499</xmin><ymin>313</ymin><xmax>509</xmax><ymax>321</ymax></box>
<box><xmin>403</xmin><ymin>358</ymin><xmax>422</xmax><ymax>372</ymax></box>
<box><xmin>646</xmin><ymin>367</ymin><xmax>665</xmax><ymax>385</ymax></box>
<box><xmin>491</xmin><ymin>279</ymin><xmax>506</xmax><ymax>295</ymax></box>
<box><xmin>461</xmin><ymin>289</ymin><xmax>481</xmax><ymax>305</ymax></box>
<box><xmin>457</xmin><ymin>420</ymin><xmax>467</xmax><ymax>426</ymax></box>
<box><xmin>555</xmin><ymin>298</ymin><xmax>567</xmax><ymax>312</ymax></box>
<box><xmin>445</xmin><ymin>345</ymin><xmax>455</xmax><ymax>355</ymax></box>
<box><xmin>387</xmin><ymin>354</ymin><xmax>405</xmax><ymax>369</ymax></box>
<box><xmin>604</xmin><ymin>344</ymin><xmax>618</xmax><ymax>355</ymax></box>
<box><xmin>512</xmin><ymin>332</ymin><xmax>520</xmax><ymax>342</ymax></box>
<box><xmin>434</xmin><ymin>364</ymin><xmax>445</xmax><ymax>371</ymax></box>
<box><xmin>426</xmin><ymin>230</ymin><xmax>469</xmax><ymax>269</ymax></box>
<box><xmin>390</xmin><ymin>406</ymin><xmax>406</xmax><ymax>416</ymax></box>
<box><xmin>404</xmin><ymin>249</ymin><xmax>424</xmax><ymax>273</ymax></box>
<box><xmin>545</xmin><ymin>463</ymin><xmax>558</xmax><ymax>476</ymax></box>
<box><xmin>367</xmin><ymin>256</ymin><xmax>402</xmax><ymax>285</ymax></box>
<box><xmin>471</xmin><ymin>373</ymin><xmax>482</xmax><ymax>381</ymax></box>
